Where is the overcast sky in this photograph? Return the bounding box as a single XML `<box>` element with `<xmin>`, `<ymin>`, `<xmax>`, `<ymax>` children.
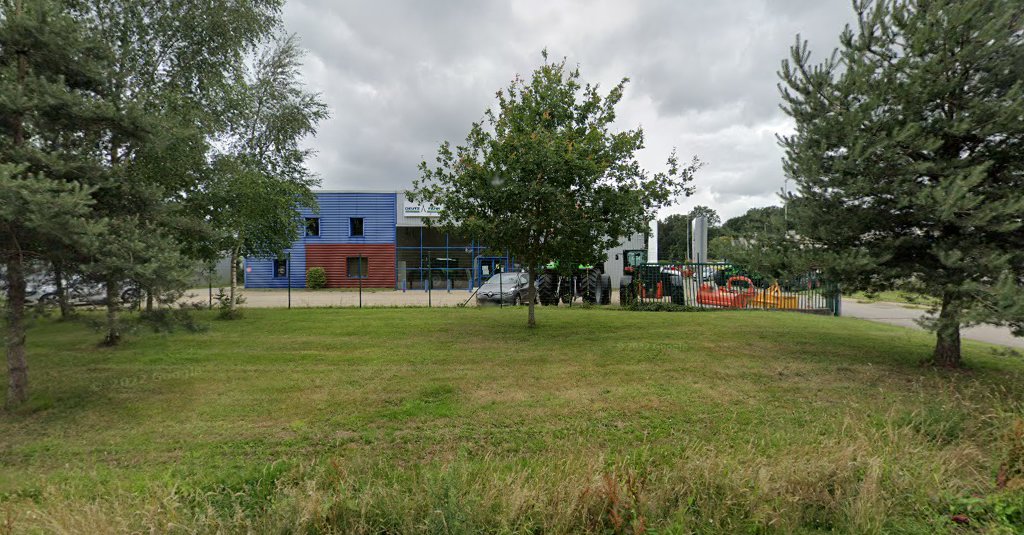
<box><xmin>282</xmin><ymin>0</ymin><xmax>855</xmax><ymax>221</ymax></box>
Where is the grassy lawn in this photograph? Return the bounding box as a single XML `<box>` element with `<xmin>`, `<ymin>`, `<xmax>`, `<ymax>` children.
<box><xmin>849</xmin><ymin>290</ymin><xmax>938</xmax><ymax>308</ymax></box>
<box><xmin>2</xmin><ymin>307</ymin><xmax>1023</xmax><ymax>533</ymax></box>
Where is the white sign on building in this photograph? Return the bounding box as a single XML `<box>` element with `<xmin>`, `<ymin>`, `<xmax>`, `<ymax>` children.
<box><xmin>403</xmin><ymin>201</ymin><xmax>441</xmax><ymax>217</ymax></box>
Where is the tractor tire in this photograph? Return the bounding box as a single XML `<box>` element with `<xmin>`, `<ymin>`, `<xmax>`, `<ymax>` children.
<box><xmin>581</xmin><ymin>269</ymin><xmax>601</xmax><ymax>304</ymax></box>
<box><xmin>537</xmin><ymin>272</ymin><xmax>559</xmax><ymax>306</ymax></box>
<box><xmin>600</xmin><ymin>274</ymin><xmax>612</xmax><ymax>305</ymax></box>
<box><xmin>619</xmin><ymin>275</ymin><xmax>635</xmax><ymax>306</ymax></box>
<box><xmin>559</xmin><ymin>277</ymin><xmax>573</xmax><ymax>304</ymax></box>
<box><xmin>667</xmin><ymin>274</ymin><xmax>686</xmax><ymax>306</ymax></box>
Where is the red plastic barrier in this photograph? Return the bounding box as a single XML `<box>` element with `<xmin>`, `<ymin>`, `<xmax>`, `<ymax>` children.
<box><xmin>697</xmin><ymin>276</ymin><xmax>756</xmax><ymax>308</ymax></box>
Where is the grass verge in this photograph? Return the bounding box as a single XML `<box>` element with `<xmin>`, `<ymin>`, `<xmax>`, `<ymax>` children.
<box><xmin>2</xmin><ymin>307</ymin><xmax>1023</xmax><ymax>533</ymax></box>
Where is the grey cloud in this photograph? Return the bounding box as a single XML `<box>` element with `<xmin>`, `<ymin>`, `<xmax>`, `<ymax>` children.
<box><xmin>282</xmin><ymin>0</ymin><xmax>854</xmax><ymax>218</ymax></box>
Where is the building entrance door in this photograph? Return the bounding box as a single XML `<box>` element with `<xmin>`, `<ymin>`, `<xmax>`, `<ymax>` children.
<box><xmin>475</xmin><ymin>256</ymin><xmax>508</xmax><ymax>287</ymax></box>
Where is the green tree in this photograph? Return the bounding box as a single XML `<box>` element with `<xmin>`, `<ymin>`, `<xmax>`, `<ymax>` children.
<box><xmin>0</xmin><ymin>0</ymin><xmax>113</xmax><ymax>406</ymax></box>
<box><xmin>779</xmin><ymin>0</ymin><xmax>1024</xmax><ymax>367</ymax></box>
<box><xmin>66</xmin><ymin>0</ymin><xmax>285</xmax><ymax>342</ymax></box>
<box><xmin>413</xmin><ymin>52</ymin><xmax>699</xmax><ymax>326</ymax></box>
<box><xmin>207</xmin><ymin>34</ymin><xmax>328</xmax><ymax>316</ymax></box>
<box><xmin>658</xmin><ymin>206</ymin><xmax>721</xmax><ymax>261</ymax></box>
<box><xmin>716</xmin><ymin>202</ymin><xmax>818</xmax><ymax>279</ymax></box>
<box><xmin>720</xmin><ymin>206</ymin><xmax>786</xmax><ymax>238</ymax></box>
<box><xmin>688</xmin><ymin>205</ymin><xmax>721</xmax><ymax>228</ymax></box>
<box><xmin>657</xmin><ymin>213</ymin><xmax>691</xmax><ymax>261</ymax></box>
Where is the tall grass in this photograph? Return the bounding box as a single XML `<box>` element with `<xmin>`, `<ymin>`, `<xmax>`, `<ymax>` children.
<box><xmin>7</xmin><ymin>413</ymin><xmax>1023</xmax><ymax>534</ymax></box>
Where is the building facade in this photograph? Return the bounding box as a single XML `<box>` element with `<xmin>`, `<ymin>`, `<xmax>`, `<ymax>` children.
<box><xmin>244</xmin><ymin>190</ymin><xmax>644</xmax><ymax>290</ymax></box>
<box><xmin>244</xmin><ymin>192</ymin><xmax>397</xmax><ymax>289</ymax></box>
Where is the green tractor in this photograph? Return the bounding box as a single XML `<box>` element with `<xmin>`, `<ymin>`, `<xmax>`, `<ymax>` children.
<box><xmin>536</xmin><ymin>261</ymin><xmax>611</xmax><ymax>306</ymax></box>
<box><xmin>618</xmin><ymin>249</ymin><xmax>685</xmax><ymax>306</ymax></box>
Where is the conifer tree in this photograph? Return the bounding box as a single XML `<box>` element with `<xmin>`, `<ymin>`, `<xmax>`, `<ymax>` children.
<box><xmin>779</xmin><ymin>0</ymin><xmax>1024</xmax><ymax>367</ymax></box>
<box><xmin>0</xmin><ymin>0</ymin><xmax>110</xmax><ymax>406</ymax></box>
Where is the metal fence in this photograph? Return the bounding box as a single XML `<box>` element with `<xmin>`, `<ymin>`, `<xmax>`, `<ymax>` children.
<box><xmin>622</xmin><ymin>262</ymin><xmax>840</xmax><ymax>315</ymax></box>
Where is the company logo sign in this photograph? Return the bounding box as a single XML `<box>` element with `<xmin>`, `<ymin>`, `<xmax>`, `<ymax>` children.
<box><xmin>403</xmin><ymin>201</ymin><xmax>441</xmax><ymax>217</ymax></box>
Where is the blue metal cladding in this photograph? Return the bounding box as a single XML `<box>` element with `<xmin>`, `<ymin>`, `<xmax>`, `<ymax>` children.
<box><xmin>299</xmin><ymin>192</ymin><xmax>396</xmax><ymax>244</ymax></box>
<box><xmin>244</xmin><ymin>192</ymin><xmax>397</xmax><ymax>289</ymax></box>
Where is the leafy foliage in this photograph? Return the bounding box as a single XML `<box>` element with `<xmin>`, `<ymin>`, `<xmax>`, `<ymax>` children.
<box><xmin>413</xmin><ymin>51</ymin><xmax>700</xmax><ymax>325</ymax></box>
<box><xmin>778</xmin><ymin>0</ymin><xmax>1024</xmax><ymax>366</ymax></box>
<box><xmin>206</xmin><ymin>33</ymin><xmax>328</xmax><ymax>315</ymax></box>
<box><xmin>657</xmin><ymin>206</ymin><xmax>723</xmax><ymax>261</ymax></box>
<box><xmin>306</xmin><ymin>266</ymin><xmax>327</xmax><ymax>289</ymax></box>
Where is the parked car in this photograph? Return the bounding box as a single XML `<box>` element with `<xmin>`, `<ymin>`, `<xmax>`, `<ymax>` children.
<box><xmin>476</xmin><ymin>272</ymin><xmax>532</xmax><ymax>306</ymax></box>
<box><xmin>21</xmin><ymin>275</ymin><xmax>140</xmax><ymax>308</ymax></box>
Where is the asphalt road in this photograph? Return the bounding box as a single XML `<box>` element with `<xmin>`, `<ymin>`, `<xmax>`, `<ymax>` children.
<box><xmin>841</xmin><ymin>298</ymin><xmax>1024</xmax><ymax>349</ymax></box>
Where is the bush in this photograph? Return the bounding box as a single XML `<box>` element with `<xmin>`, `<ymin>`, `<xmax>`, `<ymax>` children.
<box><xmin>214</xmin><ymin>288</ymin><xmax>244</xmax><ymax>320</ymax></box>
<box><xmin>306</xmin><ymin>267</ymin><xmax>327</xmax><ymax>289</ymax></box>
<box><xmin>622</xmin><ymin>301</ymin><xmax>714</xmax><ymax>312</ymax></box>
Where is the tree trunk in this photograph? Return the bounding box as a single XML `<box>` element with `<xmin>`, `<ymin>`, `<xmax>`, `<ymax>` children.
<box><xmin>53</xmin><ymin>261</ymin><xmax>71</xmax><ymax>319</ymax></box>
<box><xmin>931</xmin><ymin>292</ymin><xmax>962</xmax><ymax>368</ymax></box>
<box><xmin>103</xmin><ymin>279</ymin><xmax>121</xmax><ymax>346</ymax></box>
<box><xmin>5</xmin><ymin>255</ymin><xmax>29</xmax><ymax>408</ymax></box>
<box><xmin>527</xmin><ymin>267</ymin><xmax>537</xmax><ymax>328</ymax></box>
<box><xmin>229</xmin><ymin>247</ymin><xmax>239</xmax><ymax>312</ymax></box>
<box><xmin>145</xmin><ymin>288</ymin><xmax>154</xmax><ymax>312</ymax></box>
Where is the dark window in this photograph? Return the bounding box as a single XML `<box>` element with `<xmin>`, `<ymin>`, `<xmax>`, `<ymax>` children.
<box><xmin>347</xmin><ymin>256</ymin><xmax>368</xmax><ymax>278</ymax></box>
<box><xmin>273</xmin><ymin>258</ymin><xmax>288</xmax><ymax>278</ymax></box>
<box><xmin>350</xmin><ymin>217</ymin><xmax>364</xmax><ymax>237</ymax></box>
<box><xmin>305</xmin><ymin>217</ymin><xmax>320</xmax><ymax>237</ymax></box>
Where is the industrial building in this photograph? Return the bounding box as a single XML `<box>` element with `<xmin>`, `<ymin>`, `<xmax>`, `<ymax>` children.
<box><xmin>244</xmin><ymin>191</ymin><xmax>644</xmax><ymax>290</ymax></box>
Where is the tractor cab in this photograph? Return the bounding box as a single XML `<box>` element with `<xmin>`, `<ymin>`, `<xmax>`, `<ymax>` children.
<box><xmin>621</xmin><ymin>249</ymin><xmax>647</xmax><ymax>275</ymax></box>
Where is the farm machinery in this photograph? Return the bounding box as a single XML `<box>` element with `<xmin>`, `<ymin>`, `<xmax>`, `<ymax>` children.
<box><xmin>536</xmin><ymin>261</ymin><xmax>612</xmax><ymax>306</ymax></box>
<box><xmin>618</xmin><ymin>250</ymin><xmax>686</xmax><ymax>306</ymax></box>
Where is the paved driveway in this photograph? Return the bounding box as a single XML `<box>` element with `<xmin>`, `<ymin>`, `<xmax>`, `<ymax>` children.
<box><xmin>842</xmin><ymin>298</ymin><xmax>1024</xmax><ymax>349</ymax></box>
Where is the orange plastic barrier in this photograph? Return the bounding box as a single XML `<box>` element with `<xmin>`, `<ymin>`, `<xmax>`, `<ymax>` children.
<box><xmin>697</xmin><ymin>276</ymin><xmax>756</xmax><ymax>308</ymax></box>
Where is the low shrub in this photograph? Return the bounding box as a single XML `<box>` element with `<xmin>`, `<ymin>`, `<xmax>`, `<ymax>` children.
<box><xmin>306</xmin><ymin>267</ymin><xmax>327</xmax><ymax>289</ymax></box>
<box><xmin>623</xmin><ymin>301</ymin><xmax>713</xmax><ymax>312</ymax></box>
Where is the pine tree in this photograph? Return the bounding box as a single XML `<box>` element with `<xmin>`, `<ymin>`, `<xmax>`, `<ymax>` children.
<box><xmin>779</xmin><ymin>0</ymin><xmax>1024</xmax><ymax>367</ymax></box>
<box><xmin>0</xmin><ymin>0</ymin><xmax>109</xmax><ymax>406</ymax></box>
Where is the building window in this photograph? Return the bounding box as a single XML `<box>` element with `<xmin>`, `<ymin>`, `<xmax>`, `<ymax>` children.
<box><xmin>305</xmin><ymin>217</ymin><xmax>320</xmax><ymax>237</ymax></box>
<box><xmin>347</xmin><ymin>256</ymin><xmax>368</xmax><ymax>278</ymax></box>
<box><xmin>350</xmin><ymin>217</ymin><xmax>364</xmax><ymax>237</ymax></box>
<box><xmin>273</xmin><ymin>258</ymin><xmax>288</xmax><ymax>278</ymax></box>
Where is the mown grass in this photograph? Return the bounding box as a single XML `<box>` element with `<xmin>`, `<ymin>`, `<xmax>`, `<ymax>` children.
<box><xmin>2</xmin><ymin>307</ymin><xmax>1023</xmax><ymax>533</ymax></box>
<box><xmin>849</xmin><ymin>290</ymin><xmax>939</xmax><ymax>307</ymax></box>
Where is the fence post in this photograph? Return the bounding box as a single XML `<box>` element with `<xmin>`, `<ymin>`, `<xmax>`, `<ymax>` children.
<box><xmin>287</xmin><ymin>252</ymin><xmax>291</xmax><ymax>310</ymax></box>
<box><xmin>358</xmin><ymin>254</ymin><xmax>363</xmax><ymax>308</ymax></box>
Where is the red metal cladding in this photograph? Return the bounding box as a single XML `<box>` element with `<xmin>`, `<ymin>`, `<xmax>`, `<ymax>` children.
<box><xmin>305</xmin><ymin>244</ymin><xmax>396</xmax><ymax>288</ymax></box>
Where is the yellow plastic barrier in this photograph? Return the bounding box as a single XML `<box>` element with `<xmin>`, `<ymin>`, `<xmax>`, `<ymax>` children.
<box><xmin>753</xmin><ymin>283</ymin><xmax>799</xmax><ymax>309</ymax></box>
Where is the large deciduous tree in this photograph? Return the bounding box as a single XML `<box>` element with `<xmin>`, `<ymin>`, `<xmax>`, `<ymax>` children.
<box><xmin>413</xmin><ymin>52</ymin><xmax>699</xmax><ymax>327</ymax></box>
<box><xmin>208</xmin><ymin>34</ymin><xmax>328</xmax><ymax>316</ymax></box>
<box><xmin>779</xmin><ymin>0</ymin><xmax>1024</xmax><ymax>367</ymax></box>
<box><xmin>67</xmin><ymin>0</ymin><xmax>285</xmax><ymax>342</ymax></box>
